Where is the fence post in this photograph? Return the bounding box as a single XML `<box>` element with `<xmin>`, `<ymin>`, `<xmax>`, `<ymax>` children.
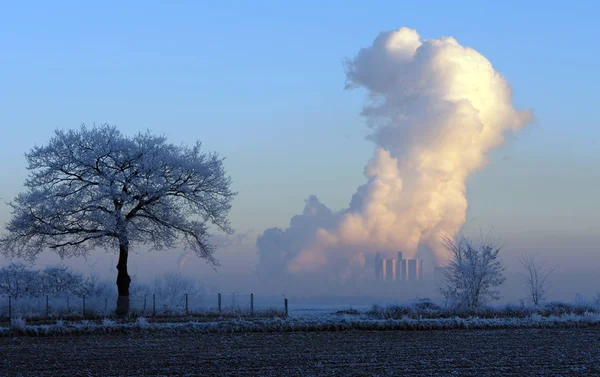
<box><xmin>152</xmin><ymin>294</ymin><xmax>156</xmax><ymax>317</ymax></box>
<box><xmin>284</xmin><ymin>298</ymin><xmax>288</xmax><ymax>318</ymax></box>
<box><xmin>250</xmin><ymin>293</ymin><xmax>254</xmax><ymax>316</ymax></box>
<box><xmin>46</xmin><ymin>295</ymin><xmax>49</xmax><ymax>318</ymax></box>
<box><xmin>8</xmin><ymin>296</ymin><xmax>11</xmax><ymax>321</ymax></box>
<box><xmin>82</xmin><ymin>295</ymin><xmax>86</xmax><ymax>318</ymax></box>
<box><xmin>218</xmin><ymin>293</ymin><xmax>222</xmax><ymax>313</ymax></box>
<box><xmin>185</xmin><ymin>293</ymin><xmax>189</xmax><ymax>315</ymax></box>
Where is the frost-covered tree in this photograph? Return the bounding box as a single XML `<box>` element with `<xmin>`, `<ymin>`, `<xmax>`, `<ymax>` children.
<box><xmin>440</xmin><ymin>234</ymin><xmax>506</xmax><ymax>310</ymax></box>
<box><xmin>129</xmin><ymin>279</ymin><xmax>153</xmax><ymax>306</ymax></box>
<box><xmin>41</xmin><ymin>265</ymin><xmax>84</xmax><ymax>297</ymax></box>
<box><xmin>153</xmin><ymin>271</ymin><xmax>204</xmax><ymax>311</ymax></box>
<box><xmin>0</xmin><ymin>263</ymin><xmax>43</xmax><ymax>300</ymax></box>
<box><xmin>0</xmin><ymin>124</ymin><xmax>235</xmax><ymax>316</ymax></box>
<box><xmin>520</xmin><ymin>253</ymin><xmax>553</xmax><ymax>306</ymax></box>
<box><xmin>81</xmin><ymin>273</ymin><xmax>113</xmax><ymax>299</ymax></box>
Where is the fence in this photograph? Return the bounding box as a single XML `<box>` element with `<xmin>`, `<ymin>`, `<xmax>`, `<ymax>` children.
<box><xmin>0</xmin><ymin>293</ymin><xmax>288</xmax><ymax>321</ymax></box>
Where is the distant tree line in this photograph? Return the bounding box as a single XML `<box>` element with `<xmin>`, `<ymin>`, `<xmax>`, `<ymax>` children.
<box><xmin>0</xmin><ymin>263</ymin><xmax>111</xmax><ymax>300</ymax></box>
<box><xmin>0</xmin><ymin>263</ymin><xmax>205</xmax><ymax>313</ymax></box>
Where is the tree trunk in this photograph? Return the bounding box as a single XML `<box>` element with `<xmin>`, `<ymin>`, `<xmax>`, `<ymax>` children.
<box><xmin>115</xmin><ymin>240</ymin><xmax>131</xmax><ymax>317</ymax></box>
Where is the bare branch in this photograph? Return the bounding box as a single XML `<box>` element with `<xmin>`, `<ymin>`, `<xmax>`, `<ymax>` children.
<box><xmin>520</xmin><ymin>252</ymin><xmax>553</xmax><ymax>306</ymax></box>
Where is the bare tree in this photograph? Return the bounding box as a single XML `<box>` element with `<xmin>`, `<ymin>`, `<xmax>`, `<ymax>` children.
<box><xmin>520</xmin><ymin>253</ymin><xmax>553</xmax><ymax>306</ymax></box>
<box><xmin>153</xmin><ymin>271</ymin><xmax>203</xmax><ymax>312</ymax></box>
<box><xmin>41</xmin><ymin>265</ymin><xmax>84</xmax><ymax>297</ymax></box>
<box><xmin>0</xmin><ymin>124</ymin><xmax>235</xmax><ymax>316</ymax></box>
<box><xmin>440</xmin><ymin>234</ymin><xmax>506</xmax><ymax>310</ymax></box>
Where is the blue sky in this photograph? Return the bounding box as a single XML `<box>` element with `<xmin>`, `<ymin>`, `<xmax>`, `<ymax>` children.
<box><xmin>1</xmin><ymin>1</ymin><xmax>598</xmax><ymax>296</ymax></box>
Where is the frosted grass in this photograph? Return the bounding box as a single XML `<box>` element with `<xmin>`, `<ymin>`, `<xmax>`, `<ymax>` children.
<box><xmin>2</xmin><ymin>311</ymin><xmax>599</xmax><ymax>337</ymax></box>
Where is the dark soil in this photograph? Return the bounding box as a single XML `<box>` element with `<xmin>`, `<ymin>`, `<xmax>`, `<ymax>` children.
<box><xmin>2</xmin><ymin>327</ymin><xmax>599</xmax><ymax>376</ymax></box>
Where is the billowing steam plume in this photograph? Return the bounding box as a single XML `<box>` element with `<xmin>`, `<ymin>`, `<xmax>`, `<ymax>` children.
<box><xmin>257</xmin><ymin>27</ymin><xmax>532</xmax><ymax>278</ymax></box>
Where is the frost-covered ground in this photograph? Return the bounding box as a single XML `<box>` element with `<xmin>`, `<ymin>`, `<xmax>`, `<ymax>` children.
<box><xmin>3</xmin><ymin>328</ymin><xmax>600</xmax><ymax>376</ymax></box>
<box><xmin>2</xmin><ymin>309</ymin><xmax>600</xmax><ymax>337</ymax></box>
<box><xmin>3</xmin><ymin>304</ymin><xmax>600</xmax><ymax>376</ymax></box>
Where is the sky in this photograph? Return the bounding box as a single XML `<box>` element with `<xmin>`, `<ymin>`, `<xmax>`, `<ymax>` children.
<box><xmin>0</xmin><ymin>1</ymin><xmax>598</xmax><ymax>301</ymax></box>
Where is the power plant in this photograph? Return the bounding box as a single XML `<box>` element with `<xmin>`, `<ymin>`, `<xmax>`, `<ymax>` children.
<box><xmin>375</xmin><ymin>252</ymin><xmax>424</xmax><ymax>282</ymax></box>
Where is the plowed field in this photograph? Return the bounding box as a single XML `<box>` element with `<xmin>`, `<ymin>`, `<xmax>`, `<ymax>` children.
<box><xmin>2</xmin><ymin>327</ymin><xmax>599</xmax><ymax>376</ymax></box>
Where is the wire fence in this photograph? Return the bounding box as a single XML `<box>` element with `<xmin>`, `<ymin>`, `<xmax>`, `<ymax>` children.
<box><xmin>0</xmin><ymin>293</ymin><xmax>288</xmax><ymax>321</ymax></box>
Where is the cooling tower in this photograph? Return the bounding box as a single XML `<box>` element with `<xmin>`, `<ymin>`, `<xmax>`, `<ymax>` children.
<box><xmin>375</xmin><ymin>252</ymin><xmax>383</xmax><ymax>280</ymax></box>
<box><xmin>407</xmin><ymin>259</ymin><xmax>417</xmax><ymax>281</ymax></box>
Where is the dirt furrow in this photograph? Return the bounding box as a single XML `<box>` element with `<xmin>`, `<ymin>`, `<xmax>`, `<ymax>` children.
<box><xmin>2</xmin><ymin>328</ymin><xmax>599</xmax><ymax>376</ymax></box>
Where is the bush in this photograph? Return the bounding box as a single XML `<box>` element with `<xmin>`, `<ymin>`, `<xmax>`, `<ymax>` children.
<box><xmin>336</xmin><ymin>308</ymin><xmax>361</xmax><ymax>316</ymax></box>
